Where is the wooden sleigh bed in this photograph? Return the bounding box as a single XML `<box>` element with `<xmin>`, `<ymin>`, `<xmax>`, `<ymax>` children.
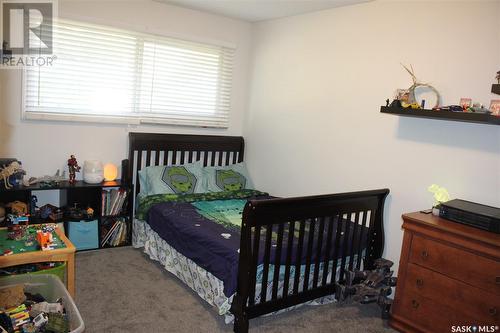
<box><xmin>128</xmin><ymin>132</ymin><xmax>389</xmax><ymax>332</ymax></box>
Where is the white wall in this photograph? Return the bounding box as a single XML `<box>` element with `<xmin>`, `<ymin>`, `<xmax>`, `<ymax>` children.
<box><xmin>0</xmin><ymin>0</ymin><xmax>252</xmax><ymax>178</ymax></box>
<box><xmin>244</xmin><ymin>0</ymin><xmax>500</xmax><ymax>266</ymax></box>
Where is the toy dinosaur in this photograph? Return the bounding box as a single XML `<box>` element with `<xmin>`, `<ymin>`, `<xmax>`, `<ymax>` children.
<box><xmin>0</xmin><ymin>161</ymin><xmax>24</xmax><ymax>189</ymax></box>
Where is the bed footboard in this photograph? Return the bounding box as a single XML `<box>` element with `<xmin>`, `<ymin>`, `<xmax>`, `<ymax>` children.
<box><xmin>231</xmin><ymin>188</ymin><xmax>389</xmax><ymax>332</ymax></box>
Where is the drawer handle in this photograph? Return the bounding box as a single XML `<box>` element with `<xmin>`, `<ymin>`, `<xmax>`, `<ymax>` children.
<box><xmin>411</xmin><ymin>300</ymin><xmax>419</xmax><ymax>309</ymax></box>
<box><xmin>489</xmin><ymin>307</ymin><xmax>498</xmax><ymax>316</ymax></box>
<box><xmin>416</xmin><ymin>279</ymin><xmax>424</xmax><ymax>287</ymax></box>
<box><xmin>421</xmin><ymin>251</ymin><xmax>429</xmax><ymax>259</ymax></box>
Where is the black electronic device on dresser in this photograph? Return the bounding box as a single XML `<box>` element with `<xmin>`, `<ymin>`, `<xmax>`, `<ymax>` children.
<box><xmin>439</xmin><ymin>199</ymin><xmax>500</xmax><ymax>234</ymax></box>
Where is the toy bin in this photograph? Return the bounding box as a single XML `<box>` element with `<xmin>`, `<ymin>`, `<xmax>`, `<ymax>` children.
<box><xmin>0</xmin><ymin>274</ymin><xmax>84</xmax><ymax>333</ymax></box>
<box><xmin>67</xmin><ymin>219</ymin><xmax>99</xmax><ymax>250</ymax></box>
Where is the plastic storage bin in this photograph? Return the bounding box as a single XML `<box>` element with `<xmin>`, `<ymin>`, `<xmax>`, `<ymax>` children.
<box><xmin>67</xmin><ymin>219</ymin><xmax>99</xmax><ymax>250</ymax></box>
<box><xmin>0</xmin><ymin>274</ymin><xmax>84</xmax><ymax>333</ymax></box>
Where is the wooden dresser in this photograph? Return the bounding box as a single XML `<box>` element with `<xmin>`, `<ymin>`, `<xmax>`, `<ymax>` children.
<box><xmin>390</xmin><ymin>212</ymin><xmax>500</xmax><ymax>333</ymax></box>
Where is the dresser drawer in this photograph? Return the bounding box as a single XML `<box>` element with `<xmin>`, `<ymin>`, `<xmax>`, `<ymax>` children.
<box><xmin>405</xmin><ymin>263</ymin><xmax>500</xmax><ymax>324</ymax></box>
<box><xmin>395</xmin><ymin>293</ymin><xmax>467</xmax><ymax>333</ymax></box>
<box><xmin>410</xmin><ymin>234</ymin><xmax>500</xmax><ymax>295</ymax></box>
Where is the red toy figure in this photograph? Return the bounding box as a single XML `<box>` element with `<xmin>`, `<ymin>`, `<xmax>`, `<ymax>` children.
<box><xmin>67</xmin><ymin>155</ymin><xmax>81</xmax><ymax>185</ymax></box>
<box><xmin>36</xmin><ymin>230</ymin><xmax>53</xmax><ymax>250</ymax></box>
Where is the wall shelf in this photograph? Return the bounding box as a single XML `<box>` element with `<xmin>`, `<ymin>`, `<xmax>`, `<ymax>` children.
<box><xmin>492</xmin><ymin>84</ymin><xmax>500</xmax><ymax>95</ymax></box>
<box><xmin>380</xmin><ymin>106</ymin><xmax>500</xmax><ymax>126</ymax></box>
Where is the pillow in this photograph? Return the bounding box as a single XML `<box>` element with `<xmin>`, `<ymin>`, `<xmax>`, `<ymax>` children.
<box><xmin>204</xmin><ymin>163</ymin><xmax>254</xmax><ymax>192</ymax></box>
<box><xmin>138</xmin><ymin>168</ymin><xmax>149</xmax><ymax>197</ymax></box>
<box><xmin>141</xmin><ymin>161</ymin><xmax>205</xmax><ymax>196</ymax></box>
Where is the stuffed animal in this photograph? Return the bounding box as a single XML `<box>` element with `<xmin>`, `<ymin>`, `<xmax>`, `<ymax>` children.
<box><xmin>6</xmin><ymin>201</ymin><xmax>28</xmax><ymax>215</ymax></box>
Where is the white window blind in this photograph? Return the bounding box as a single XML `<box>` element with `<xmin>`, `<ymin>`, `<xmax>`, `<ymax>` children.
<box><xmin>24</xmin><ymin>20</ymin><xmax>235</xmax><ymax>128</ymax></box>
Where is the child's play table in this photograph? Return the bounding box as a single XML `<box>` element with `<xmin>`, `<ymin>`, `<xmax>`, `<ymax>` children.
<box><xmin>0</xmin><ymin>224</ymin><xmax>76</xmax><ymax>297</ymax></box>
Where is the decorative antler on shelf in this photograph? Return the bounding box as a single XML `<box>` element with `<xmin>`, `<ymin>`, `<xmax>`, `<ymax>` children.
<box><xmin>401</xmin><ymin>63</ymin><xmax>440</xmax><ymax>108</ymax></box>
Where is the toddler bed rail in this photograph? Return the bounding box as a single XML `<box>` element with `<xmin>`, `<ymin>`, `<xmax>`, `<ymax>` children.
<box><xmin>231</xmin><ymin>188</ymin><xmax>389</xmax><ymax>332</ymax></box>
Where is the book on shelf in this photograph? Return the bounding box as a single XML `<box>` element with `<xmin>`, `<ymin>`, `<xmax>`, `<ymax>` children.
<box><xmin>101</xmin><ymin>188</ymin><xmax>128</xmax><ymax>216</ymax></box>
<box><xmin>101</xmin><ymin>218</ymin><xmax>128</xmax><ymax>247</ymax></box>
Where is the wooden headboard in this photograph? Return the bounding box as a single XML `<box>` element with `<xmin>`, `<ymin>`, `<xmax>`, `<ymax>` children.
<box><xmin>128</xmin><ymin>132</ymin><xmax>245</xmax><ymax>196</ymax></box>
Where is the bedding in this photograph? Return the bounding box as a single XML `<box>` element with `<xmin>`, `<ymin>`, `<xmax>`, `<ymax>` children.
<box><xmin>133</xmin><ymin>219</ymin><xmax>340</xmax><ymax>323</ymax></box>
<box><xmin>136</xmin><ymin>190</ymin><xmax>367</xmax><ymax>297</ymax></box>
<box><xmin>203</xmin><ymin>163</ymin><xmax>254</xmax><ymax>192</ymax></box>
<box><xmin>138</xmin><ymin>161</ymin><xmax>206</xmax><ymax>196</ymax></box>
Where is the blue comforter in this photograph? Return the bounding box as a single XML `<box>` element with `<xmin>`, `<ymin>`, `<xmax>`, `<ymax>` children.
<box><xmin>138</xmin><ymin>190</ymin><xmax>366</xmax><ymax>297</ymax></box>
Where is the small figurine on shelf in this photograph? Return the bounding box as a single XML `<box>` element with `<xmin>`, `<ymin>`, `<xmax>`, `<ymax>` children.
<box><xmin>0</xmin><ymin>161</ymin><xmax>25</xmax><ymax>189</ymax></box>
<box><xmin>496</xmin><ymin>70</ymin><xmax>500</xmax><ymax>84</ymax></box>
<box><xmin>30</xmin><ymin>195</ymin><xmax>38</xmax><ymax>214</ymax></box>
<box><xmin>67</xmin><ymin>155</ymin><xmax>81</xmax><ymax>185</ymax></box>
<box><xmin>86</xmin><ymin>207</ymin><xmax>94</xmax><ymax>219</ymax></box>
<box><xmin>6</xmin><ymin>201</ymin><xmax>28</xmax><ymax>215</ymax></box>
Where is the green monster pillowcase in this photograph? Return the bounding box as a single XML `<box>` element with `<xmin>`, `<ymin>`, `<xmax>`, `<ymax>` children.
<box><xmin>140</xmin><ymin>161</ymin><xmax>206</xmax><ymax>196</ymax></box>
<box><xmin>204</xmin><ymin>163</ymin><xmax>254</xmax><ymax>192</ymax></box>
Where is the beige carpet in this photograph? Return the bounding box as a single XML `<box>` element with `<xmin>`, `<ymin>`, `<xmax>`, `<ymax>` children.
<box><xmin>74</xmin><ymin>246</ymin><xmax>396</xmax><ymax>333</ymax></box>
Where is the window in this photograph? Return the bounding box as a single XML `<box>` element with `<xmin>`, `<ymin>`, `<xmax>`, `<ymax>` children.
<box><xmin>24</xmin><ymin>20</ymin><xmax>235</xmax><ymax>128</ymax></box>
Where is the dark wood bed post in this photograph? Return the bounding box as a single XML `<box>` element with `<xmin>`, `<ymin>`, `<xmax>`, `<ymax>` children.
<box><xmin>232</xmin><ymin>202</ymin><xmax>254</xmax><ymax>332</ymax></box>
<box><xmin>365</xmin><ymin>194</ymin><xmax>387</xmax><ymax>270</ymax></box>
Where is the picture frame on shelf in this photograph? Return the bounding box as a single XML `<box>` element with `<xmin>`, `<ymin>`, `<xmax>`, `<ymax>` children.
<box><xmin>489</xmin><ymin>99</ymin><xmax>500</xmax><ymax>116</ymax></box>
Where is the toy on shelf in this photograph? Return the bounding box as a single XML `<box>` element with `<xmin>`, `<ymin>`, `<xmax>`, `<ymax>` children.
<box><xmin>86</xmin><ymin>207</ymin><xmax>94</xmax><ymax>219</ymax></box>
<box><xmin>6</xmin><ymin>201</ymin><xmax>28</xmax><ymax>215</ymax></box>
<box><xmin>0</xmin><ymin>160</ymin><xmax>26</xmax><ymax>189</ymax></box>
<box><xmin>27</xmin><ymin>170</ymin><xmax>67</xmax><ymax>187</ymax></box>
<box><xmin>6</xmin><ymin>214</ymin><xmax>29</xmax><ymax>225</ymax></box>
<box><xmin>37</xmin><ymin>204</ymin><xmax>63</xmax><ymax>222</ymax></box>
<box><xmin>67</xmin><ymin>155</ymin><xmax>81</xmax><ymax>185</ymax></box>
<box><xmin>336</xmin><ymin>258</ymin><xmax>397</xmax><ymax>319</ymax></box>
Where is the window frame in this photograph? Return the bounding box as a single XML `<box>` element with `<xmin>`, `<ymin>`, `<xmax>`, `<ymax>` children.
<box><xmin>21</xmin><ymin>19</ymin><xmax>236</xmax><ymax>128</ymax></box>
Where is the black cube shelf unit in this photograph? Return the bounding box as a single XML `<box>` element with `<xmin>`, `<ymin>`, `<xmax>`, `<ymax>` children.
<box><xmin>380</xmin><ymin>106</ymin><xmax>500</xmax><ymax>126</ymax></box>
<box><xmin>492</xmin><ymin>84</ymin><xmax>500</xmax><ymax>95</ymax></box>
<box><xmin>0</xmin><ymin>180</ymin><xmax>132</xmax><ymax>250</ymax></box>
